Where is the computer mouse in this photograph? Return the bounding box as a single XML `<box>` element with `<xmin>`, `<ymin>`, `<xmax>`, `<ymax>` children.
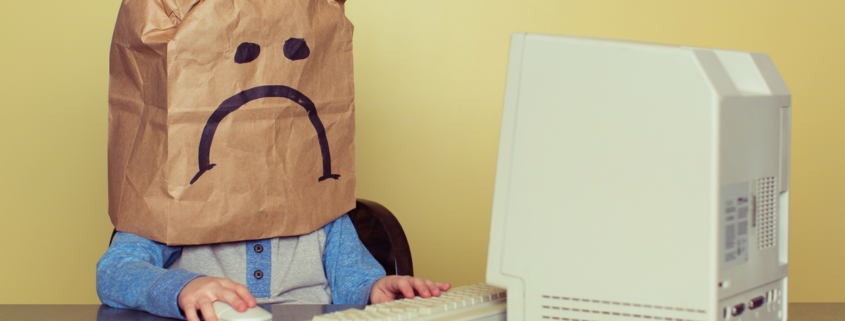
<box><xmin>212</xmin><ymin>301</ymin><xmax>273</xmax><ymax>321</ymax></box>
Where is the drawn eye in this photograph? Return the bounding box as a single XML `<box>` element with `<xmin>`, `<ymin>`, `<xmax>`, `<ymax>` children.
<box><xmin>234</xmin><ymin>42</ymin><xmax>261</xmax><ymax>64</ymax></box>
<box><xmin>284</xmin><ymin>38</ymin><xmax>310</xmax><ymax>60</ymax></box>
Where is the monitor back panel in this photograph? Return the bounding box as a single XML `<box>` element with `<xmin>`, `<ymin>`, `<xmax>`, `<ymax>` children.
<box><xmin>486</xmin><ymin>34</ymin><xmax>790</xmax><ymax>321</ymax></box>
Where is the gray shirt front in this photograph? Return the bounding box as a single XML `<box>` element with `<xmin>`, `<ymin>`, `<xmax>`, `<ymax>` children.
<box><xmin>169</xmin><ymin>229</ymin><xmax>332</xmax><ymax>304</ymax></box>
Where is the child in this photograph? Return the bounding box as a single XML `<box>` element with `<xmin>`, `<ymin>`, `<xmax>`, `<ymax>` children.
<box><xmin>97</xmin><ymin>214</ymin><xmax>450</xmax><ymax>321</ymax></box>
<box><xmin>99</xmin><ymin>1</ymin><xmax>447</xmax><ymax>319</ymax></box>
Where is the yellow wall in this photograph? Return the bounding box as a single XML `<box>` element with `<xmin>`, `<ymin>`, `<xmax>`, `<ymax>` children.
<box><xmin>0</xmin><ymin>0</ymin><xmax>842</xmax><ymax>304</ymax></box>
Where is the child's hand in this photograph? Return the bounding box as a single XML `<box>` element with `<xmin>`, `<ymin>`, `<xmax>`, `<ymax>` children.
<box><xmin>369</xmin><ymin>275</ymin><xmax>451</xmax><ymax>304</ymax></box>
<box><xmin>178</xmin><ymin>276</ymin><xmax>257</xmax><ymax>321</ymax></box>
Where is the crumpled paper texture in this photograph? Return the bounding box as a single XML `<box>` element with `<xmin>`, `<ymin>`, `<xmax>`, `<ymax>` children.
<box><xmin>108</xmin><ymin>0</ymin><xmax>356</xmax><ymax>245</ymax></box>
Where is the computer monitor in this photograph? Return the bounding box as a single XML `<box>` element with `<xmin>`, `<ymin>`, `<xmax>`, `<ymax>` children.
<box><xmin>486</xmin><ymin>34</ymin><xmax>790</xmax><ymax>321</ymax></box>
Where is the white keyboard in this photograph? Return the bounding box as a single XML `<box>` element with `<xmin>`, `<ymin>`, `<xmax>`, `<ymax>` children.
<box><xmin>313</xmin><ymin>284</ymin><xmax>507</xmax><ymax>321</ymax></box>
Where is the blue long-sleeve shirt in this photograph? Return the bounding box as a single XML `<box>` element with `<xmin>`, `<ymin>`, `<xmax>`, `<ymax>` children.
<box><xmin>96</xmin><ymin>214</ymin><xmax>386</xmax><ymax>319</ymax></box>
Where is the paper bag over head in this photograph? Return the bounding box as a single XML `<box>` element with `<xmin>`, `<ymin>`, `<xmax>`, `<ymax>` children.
<box><xmin>108</xmin><ymin>0</ymin><xmax>356</xmax><ymax>245</ymax></box>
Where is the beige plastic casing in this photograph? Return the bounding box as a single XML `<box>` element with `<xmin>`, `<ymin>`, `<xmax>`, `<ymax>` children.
<box><xmin>486</xmin><ymin>33</ymin><xmax>790</xmax><ymax>321</ymax></box>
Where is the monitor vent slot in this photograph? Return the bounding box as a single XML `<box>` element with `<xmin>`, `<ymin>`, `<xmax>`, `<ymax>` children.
<box><xmin>541</xmin><ymin>295</ymin><xmax>706</xmax><ymax>321</ymax></box>
<box><xmin>756</xmin><ymin>177</ymin><xmax>778</xmax><ymax>249</ymax></box>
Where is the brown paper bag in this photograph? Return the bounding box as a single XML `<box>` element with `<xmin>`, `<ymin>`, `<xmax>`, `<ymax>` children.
<box><xmin>108</xmin><ymin>0</ymin><xmax>356</xmax><ymax>245</ymax></box>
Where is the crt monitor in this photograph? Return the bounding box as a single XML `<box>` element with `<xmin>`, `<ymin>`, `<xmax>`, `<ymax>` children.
<box><xmin>486</xmin><ymin>33</ymin><xmax>790</xmax><ymax>321</ymax></box>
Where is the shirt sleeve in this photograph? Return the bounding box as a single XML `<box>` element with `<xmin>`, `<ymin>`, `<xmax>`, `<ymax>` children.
<box><xmin>96</xmin><ymin>231</ymin><xmax>204</xmax><ymax>319</ymax></box>
<box><xmin>322</xmin><ymin>214</ymin><xmax>387</xmax><ymax>305</ymax></box>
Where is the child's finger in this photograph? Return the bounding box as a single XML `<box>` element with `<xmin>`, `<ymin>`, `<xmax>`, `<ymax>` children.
<box><xmin>232</xmin><ymin>282</ymin><xmax>257</xmax><ymax>307</ymax></box>
<box><xmin>199</xmin><ymin>299</ymin><xmax>218</xmax><ymax>321</ymax></box>
<box><xmin>423</xmin><ymin>279</ymin><xmax>440</xmax><ymax>296</ymax></box>
<box><xmin>411</xmin><ymin>277</ymin><xmax>431</xmax><ymax>297</ymax></box>
<box><xmin>396</xmin><ymin>277</ymin><xmax>416</xmax><ymax>299</ymax></box>
<box><xmin>435</xmin><ymin>282</ymin><xmax>451</xmax><ymax>291</ymax></box>
<box><xmin>221</xmin><ymin>289</ymin><xmax>247</xmax><ymax>312</ymax></box>
<box><xmin>184</xmin><ymin>303</ymin><xmax>201</xmax><ymax>321</ymax></box>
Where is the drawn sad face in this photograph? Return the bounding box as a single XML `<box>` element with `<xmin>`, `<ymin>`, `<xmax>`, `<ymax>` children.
<box><xmin>166</xmin><ymin>0</ymin><xmax>355</xmax><ymax>192</ymax></box>
<box><xmin>190</xmin><ymin>38</ymin><xmax>339</xmax><ymax>184</ymax></box>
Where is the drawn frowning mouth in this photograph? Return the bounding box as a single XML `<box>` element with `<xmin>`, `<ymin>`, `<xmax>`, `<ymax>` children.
<box><xmin>190</xmin><ymin>85</ymin><xmax>340</xmax><ymax>184</ymax></box>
